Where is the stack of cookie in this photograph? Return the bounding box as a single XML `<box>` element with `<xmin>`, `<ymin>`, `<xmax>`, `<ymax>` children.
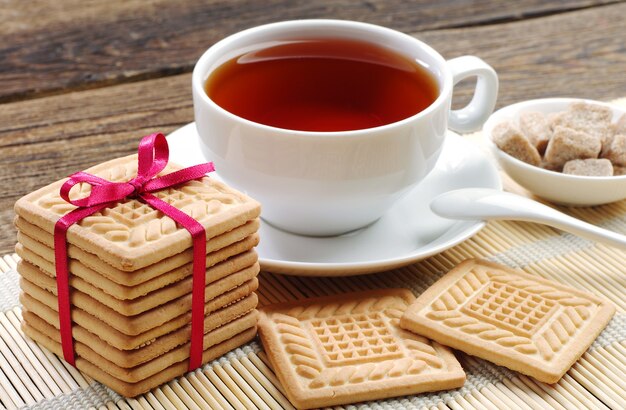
<box><xmin>14</xmin><ymin>154</ymin><xmax>262</xmax><ymax>397</ymax></box>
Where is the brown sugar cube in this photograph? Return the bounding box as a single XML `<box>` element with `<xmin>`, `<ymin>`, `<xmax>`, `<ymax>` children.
<box><xmin>540</xmin><ymin>160</ymin><xmax>560</xmax><ymax>172</ymax></box>
<box><xmin>492</xmin><ymin>121</ymin><xmax>541</xmax><ymax>166</ymax></box>
<box><xmin>543</xmin><ymin>126</ymin><xmax>601</xmax><ymax>170</ymax></box>
<box><xmin>602</xmin><ymin>133</ymin><xmax>626</xmax><ymax>166</ymax></box>
<box><xmin>547</xmin><ymin>112</ymin><xmax>564</xmax><ymax>131</ymax></box>
<box><xmin>600</xmin><ymin>130</ymin><xmax>615</xmax><ymax>159</ymax></box>
<box><xmin>615</xmin><ymin>113</ymin><xmax>626</xmax><ymax>134</ymax></box>
<box><xmin>614</xmin><ymin>165</ymin><xmax>626</xmax><ymax>176</ymax></box>
<box><xmin>563</xmin><ymin>158</ymin><xmax>613</xmax><ymax>176</ymax></box>
<box><xmin>518</xmin><ymin>111</ymin><xmax>551</xmax><ymax>154</ymax></box>
<box><xmin>568</xmin><ymin>101</ymin><xmax>613</xmax><ymax>121</ymax></box>
<box><xmin>554</xmin><ymin>102</ymin><xmax>614</xmax><ymax>146</ymax></box>
<box><xmin>601</xmin><ymin>107</ymin><xmax>625</xmax><ymax>158</ymax></box>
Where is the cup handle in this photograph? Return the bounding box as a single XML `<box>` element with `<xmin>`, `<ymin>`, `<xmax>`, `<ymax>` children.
<box><xmin>447</xmin><ymin>56</ymin><xmax>499</xmax><ymax>133</ymax></box>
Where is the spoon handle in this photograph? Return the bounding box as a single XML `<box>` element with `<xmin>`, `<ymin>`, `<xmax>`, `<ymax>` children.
<box><xmin>431</xmin><ymin>188</ymin><xmax>626</xmax><ymax>249</ymax></box>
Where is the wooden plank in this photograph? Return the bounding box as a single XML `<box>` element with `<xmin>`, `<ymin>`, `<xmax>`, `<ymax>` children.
<box><xmin>0</xmin><ymin>73</ymin><xmax>192</xmax><ymax>253</ymax></box>
<box><xmin>2</xmin><ymin>3</ymin><xmax>626</xmax><ymax>254</ymax></box>
<box><xmin>0</xmin><ymin>0</ymin><xmax>617</xmax><ymax>102</ymax></box>
<box><xmin>415</xmin><ymin>2</ymin><xmax>626</xmax><ymax>107</ymax></box>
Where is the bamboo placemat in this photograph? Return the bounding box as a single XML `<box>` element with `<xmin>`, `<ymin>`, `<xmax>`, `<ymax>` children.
<box><xmin>1</xmin><ymin>99</ymin><xmax>625</xmax><ymax>410</ymax></box>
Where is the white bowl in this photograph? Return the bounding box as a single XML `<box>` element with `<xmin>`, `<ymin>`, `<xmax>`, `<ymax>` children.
<box><xmin>483</xmin><ymin>98</ymin><xmax>626</xmax><ymax>206</ymax></box>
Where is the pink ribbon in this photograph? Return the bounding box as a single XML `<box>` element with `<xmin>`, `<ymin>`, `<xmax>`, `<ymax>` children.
<box><xmin>54</xmin><ymin>133</ymin><xmax>214</xmax><ymax>370</ymax></box>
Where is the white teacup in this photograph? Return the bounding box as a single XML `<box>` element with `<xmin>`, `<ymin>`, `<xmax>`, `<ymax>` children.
<box><xmin>192</xmin><ymin>20</ymin><xmax>498</xmax><ymax>236</ymax></box>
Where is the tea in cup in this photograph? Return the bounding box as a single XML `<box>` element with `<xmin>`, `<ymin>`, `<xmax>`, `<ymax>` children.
<box><xmin>192</xmin><ymin>20</ymin><xmax>498</xmax><ymax>236</ymax></box>
<box><xmin>205</xmin><ymin>37</ymin><xmax>439</xmax><ymax>132</ymax></box>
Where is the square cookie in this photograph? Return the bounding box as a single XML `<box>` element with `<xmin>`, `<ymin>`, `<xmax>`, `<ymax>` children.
<box><xmin>22</xmin><ymin>320</ymin><xmax>257</xmax><ymax>397</ymax></box>
<box><xmin>23</xmin><ymin>308</ymin><xmax>259</xmax><ymax>381</ymax></box>
<box><xmin>20</xmin><ymin>276</ymin><xmax>259</xmax><ymax>350</ymax></box>
<box><xmin>18</xmin><ymin>260</ymin><xmax>259</xmax><ymax>334</ymax></box>
<box><xmin>22</xmin><ymin>293</ymin><xmax>258</xmax><ymax>368</ymax></box>
<box><xmin>400</xmin><ymin>259</ymin><xmax>616</xmax><ymax>384</ymax></box>
<box><xmin>16</xmin><ymin>242</ymin><xmax>259</xmax><ymax>315</ymax></box>
<box><xmin>14</xmin><ymin>155</ymin><xmax>261</xmax><ymax>271</ymax></box>
<box><xmin>258</xmin><ymin>289</ymin><xmax>465</xmax><ymax>409</ymax></box>
<box><xmin>15</xmin><ymin>216</ymin><xmax>261</xmax><ymax>289</ymax></box>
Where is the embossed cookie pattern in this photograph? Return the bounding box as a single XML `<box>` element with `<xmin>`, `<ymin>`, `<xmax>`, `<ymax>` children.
<box><xmin>258</xmin><ymin>289</ymin><xmax>466</xmax><ymax>409</ymax></box>
<box><xmin>15</xmin><ymin>154</ymin><xmax>261</xmax><ymax>270</ymax></box>
<box><xmin>400</xmin><ymin>259</ymin><xmax>616</xmax><ymax>383</ymax></box>
<box><xmin>33</xmin><ymin>157</ymin><xmax>248</xmax><ymax>247</ymax></box>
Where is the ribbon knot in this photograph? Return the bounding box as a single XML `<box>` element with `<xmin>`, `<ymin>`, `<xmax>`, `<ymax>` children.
<box><xmin>54</xmin><ymin>133</ymin><xmax>215</xmax><ymax>371</ymax></box>
<box><xmin>128</xmin><ymin>177</ymin><xmax>145</xmax><ymax>197</ymax></box>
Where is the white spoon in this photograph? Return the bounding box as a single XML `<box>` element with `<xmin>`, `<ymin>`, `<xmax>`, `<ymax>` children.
<box><xmin>430</xmin><ymin>188</ymin><xmax>626</xmax><ymax>249</ymax></box>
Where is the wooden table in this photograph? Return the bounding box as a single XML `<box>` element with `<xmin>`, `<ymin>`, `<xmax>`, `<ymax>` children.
<box><xmin>2</xmin><ymin>0</ymin><xmax>626</xmax><ymax>255</ymax></box>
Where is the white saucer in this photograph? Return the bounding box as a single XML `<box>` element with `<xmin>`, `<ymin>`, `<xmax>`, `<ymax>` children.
<box><xmin>167</xmin><ymin>123</ymin><xmax>502</xmax><ymax>276</ymax></box>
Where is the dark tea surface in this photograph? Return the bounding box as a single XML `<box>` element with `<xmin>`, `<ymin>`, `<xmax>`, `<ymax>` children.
<box><xmin>205</xmin><ymin>38</ymin><xmax>438</xmax><ymax>132</ymax></box>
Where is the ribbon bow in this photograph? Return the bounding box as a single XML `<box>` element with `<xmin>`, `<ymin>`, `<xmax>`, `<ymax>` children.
<box><xmin>54</xmin><ymin>133</ymin><xmax>214</xmax><ymax>370</ymax></box>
